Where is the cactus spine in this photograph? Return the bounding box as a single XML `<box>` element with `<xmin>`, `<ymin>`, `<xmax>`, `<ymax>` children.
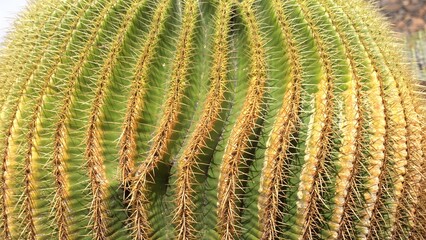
<box><xmin>0</xmin><ymin>0</ymin><xmax>425</xmax><ymax>239</ymax></box>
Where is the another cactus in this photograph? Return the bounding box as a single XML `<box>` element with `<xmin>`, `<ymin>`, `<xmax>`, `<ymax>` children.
<box><xmin>0</xmin><ymin>0</ymin><xmax>425</xmax><ymax>239</ymax></box>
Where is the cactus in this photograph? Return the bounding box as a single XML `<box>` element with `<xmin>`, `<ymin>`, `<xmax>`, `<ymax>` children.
<box><xmin>0</xmin><ymin>0</ymin><xmax>425</xmax><ymax>239</ymax></box>
<box><xmin>404</xmin><ymin>31</ymin><xmax>426</xmax><ymax>239</ymax></box>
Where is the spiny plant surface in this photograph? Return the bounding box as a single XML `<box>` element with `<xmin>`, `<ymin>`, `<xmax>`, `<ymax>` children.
<box><xmin>0</xmin><ymin>0</ymin><xmax>425</xmax><ymax>239</ymax></box>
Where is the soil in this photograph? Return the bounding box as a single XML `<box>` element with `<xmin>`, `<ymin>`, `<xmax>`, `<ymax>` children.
<box><xmin>378</xmin><ymin>0</ymin><xmax>426</xmax><ymax>33</ymax></box>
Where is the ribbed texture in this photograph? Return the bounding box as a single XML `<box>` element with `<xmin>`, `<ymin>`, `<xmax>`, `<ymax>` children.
<box><xmin>407</xmin><ymin>30</ymin><xmax>426</xmax><ymax>240</ymax></box>
<box><xmin>0</xmin><ymin>0</ymin><xmax>425</xmax><ymax>239</ymax></box>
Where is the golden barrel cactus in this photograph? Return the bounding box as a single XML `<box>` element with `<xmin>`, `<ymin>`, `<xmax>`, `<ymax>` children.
<box><xmin>0</xmin><ymin>0</ymin><xmax>425</xmax><ymax>239</ymax></box>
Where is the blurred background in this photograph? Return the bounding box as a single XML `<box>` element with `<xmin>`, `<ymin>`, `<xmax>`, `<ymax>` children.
<box><xmin>378</xmin><ymin>0</ymin><xmax>426</xmax><ymax>33</ymax></box>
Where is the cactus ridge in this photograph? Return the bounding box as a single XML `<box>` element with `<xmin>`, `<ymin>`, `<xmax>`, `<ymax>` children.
<box><xmin>290</xmin><ymin>1</ymin><xmax>339</xmax><ymax>238</ymax></box>
<box><xmin>317</xmin><ymin>1</ymin><xmax>364</xmax><ymax>239</ymax></box>
<box><xmin>0</xmin><ymin>1</ymin><xmax>56</xmax><ymax>236</ymax></box>
<box><xmin>326</xmin><ymin>1</ymin><xmax>391</xmax><ymax>239</ymax></box>
<box><xmin>0</xmin><ymin>0</ymin><xmax>58</xmax><ymax>111</ymax></box>
<box><xmin>172</xmin><ymin>0</ymin><xmax>231</xmax><ymax>239</ymax></box>
<box><xmin>216</xmin><ymin>1</ymin><xmax>268</xmax><ymax>239</ymax></box>
<box><xmin>257</xmin><ymin>0</ymin><xmax>302</xmax><ymax>239</ymax></box>
<box><xmin>408</xmin><ymin>31</ymin><xmax>426</xmax><ymax>239</ymax></box>
<box><xmin>1</xmin><ymin>0</ymin><xmax>426</xmax><ymax>239</ymax></box>
<box><xmin>127</xmin><ymin>0</ymin><xmax>181</xmax><ymax>238</ymax></box>
<box><xmin>332</xmin><ymin>1</ymin><xmax>418</xmax><ymax>239</ymax></box>
<box><xmin>1</xmin><ymin>0</ymin><xmax>85</xmax><ymax>238</ymax></box>
<box><xmin>52</xmin><ymin>0</ymin><xmax>119</xmax><ymax>238</ymax></box>
<box><xmin>24</xmin><ymin>1</ymin><xmax>102</xmax><ymax>239</ymax></box>
<box><xmin>350</xmin><ymin>3</ymin><xmax>425</xmax><ymax>238</ymax></box>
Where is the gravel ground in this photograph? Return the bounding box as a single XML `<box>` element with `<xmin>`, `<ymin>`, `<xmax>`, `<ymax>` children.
<box><xmin>378</xmin><ymin>0</ymin><xmax>426</xmax><ymax>33</ymax></box>
<box><xmin>377</xmin><ymin>1</ymin><xmax>426</xmax><ymax>84</ymax></box>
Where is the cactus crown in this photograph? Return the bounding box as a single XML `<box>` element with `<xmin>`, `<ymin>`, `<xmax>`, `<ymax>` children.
<box><xmin>0</xmin><ymin>0</ymin><xmax>425</xmax><ymax>239</ymax></box>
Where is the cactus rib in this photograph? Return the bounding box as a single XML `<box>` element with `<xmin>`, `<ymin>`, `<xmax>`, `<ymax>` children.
<box><xmin>172</xmin><ymin>0</ymin><xmax>231</xmax><ymax>239</ymax></box>
<box><xmin>0</xmin><ymin>1</ymin><xmax>79</xmax><ymax>238</ymax></box>
<box><xmin>129</xmin><ymin>0</ymin><xmax>198</xmax><ymax>237</ymax></box>
<box><xmin>119</xmin><ymin>0</ymin><xmax>170</xmax><ymax>198</ymax></box>
<box><xmin>216</xmin><ymin>0</ymin><xmax>267</xmax><ymax>238</ymax></box>
<box><xmin>52</xmin><ymin>1</ymin><xmax>118</xmax><ymax>238</ymax></box>
<box><xmin>258</xmin><ymin>0</ymin><xmax>302</xmax><ymax>239</ymax></box>
<box><xmin>22</xmin><ymin>1</ymin><xmax>98</xmax><ymax>238</ymax></box>
<box><xmin>292</xmin><ymin>1</ymin><xmax>335</xmax><ymax>238</ymax></box>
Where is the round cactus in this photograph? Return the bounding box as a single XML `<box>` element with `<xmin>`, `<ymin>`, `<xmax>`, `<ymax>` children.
<box><xmin>0</xmin><ymin>0</ymin><xmax>425</xmax><ymax>239</ymax></box>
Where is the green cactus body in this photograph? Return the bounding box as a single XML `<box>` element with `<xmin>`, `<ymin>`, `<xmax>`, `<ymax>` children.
<box><xmin>0</xmin><ymin>0</ymin><xmax>425</xmax><ymax>239</ymax></box>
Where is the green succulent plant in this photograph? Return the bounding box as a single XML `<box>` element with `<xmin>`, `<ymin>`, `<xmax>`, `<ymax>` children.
<box><xmin>0</xmin><ymin>0</ymin><xmax>425</xmax><ymax>239</ymax></box>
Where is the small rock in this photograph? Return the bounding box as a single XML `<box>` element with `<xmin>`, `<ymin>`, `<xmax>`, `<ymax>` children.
<box><xmin>404</xmin><ymin>3</ymin><xmax>423</xmax><ymax>12</ymax></box>
<box><xmin>396</xmin><ymin>20</ymin><xmax>407</xmax><ymax>30</ymax></box>
<box><xmin>409</xmin><ymin>17</ymin><xmax>425</xmax><ymax>31</ymax></box>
